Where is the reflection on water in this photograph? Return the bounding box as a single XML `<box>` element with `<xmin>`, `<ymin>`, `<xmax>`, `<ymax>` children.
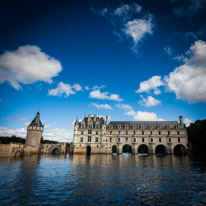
<box><xmin>0</xmin><ymin>154</ymin><xmax>206</xmax><ymax>205</ymax></box>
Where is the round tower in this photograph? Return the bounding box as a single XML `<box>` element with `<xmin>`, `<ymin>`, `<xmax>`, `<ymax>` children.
<box><xmin>26</xmin><ymin>112</ymin><xmax>44</xmax><ymax>151</ymax></box>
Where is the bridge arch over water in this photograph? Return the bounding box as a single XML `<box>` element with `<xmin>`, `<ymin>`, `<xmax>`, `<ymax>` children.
<box><xmin>138</xmin><ymin>144</ymin><xmax>149</xmax><ymax>154</ymax></box>
<box><xmin>155</xmin><ymin>144</ymin><xmax>168</xmax><ymax>155</ymax></box>
<box><xmin>174</xmin><ymin>144</ymin><xmax>187</xmax><ymax>155</ymax></box>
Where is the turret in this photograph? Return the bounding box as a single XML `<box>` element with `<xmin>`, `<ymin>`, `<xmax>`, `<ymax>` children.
<box><xmin>179</xmin><ymin>115</ymin><xmax>183</xmax><ymax>127</ymax></box>
<box><xmin>26</xmin><ymin>112</ymin><xmax>44</xmax><ymax>151</ymax></box>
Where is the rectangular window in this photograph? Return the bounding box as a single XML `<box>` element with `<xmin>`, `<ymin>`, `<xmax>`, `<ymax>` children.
<box><xmin>119</xmin><ymin>131</ymin><xmax>121</xmax><ymax>135</ymax></box>
<box><xmin>169</xmin><ymin>138</ymin><xmax>171</xmax><ymax>142</ymax></box>
<box><xmin>81</xmin><ymin>131</ymin><xmax>84</xmax><ymax>135</ymax></box>
<box><xmin>88</xmin><ymin>136</ymin><xmax>91</xmax><ymax>142</ymax></box>
<box><xmin>96</xmin><ymin>131</ymin><xmax>98</xmax><ymax>135</ymax></box>
<box><xmin>178</xmin><ymin>138</ymin><xmax>180</xmax><ymax>142</ymax></box>
<box><xmin>142</xmin><ymin>138</ymin><xmax>144</xmax><ymax>142</ymax></box>
<box><xmin>110</xmin><ymin>138</ymin><xmax>112</xmax><ymax>142</ymax></box>
<box><xmin>177</xmin><ymin>131</ymin><xmax>180</xmax><ymax>135</ymax></box>
<box><xmin>159</xmin><ymin>138</ymin><xmax>161</xmax><ymax>142</ymax></box>
<box><xmin>151</xmin><ymin>138</ymin><xmax>153</xmax><ymax>142</ymax></box>
<box><xmin>95</xmin><ymin>137</ymin><xmax>98</xmax><ymax>142</ymax></box>
<box><xmin>110</xmin><ymin>131</ymin><xmax>112</xmax><ymax>135</ymax></box>
<box><xmin>159</xmin><ymin>131</ymin><xmax>161</xmax><ymax>135</ymax></box>
<box><xmin>168</xmin><ymin>131</ymin><xmax>170</xmax><ymax>135</ymax></box>
<box><xmin>134</xmin><ymin>138</ymin><xmax>136</xmax><ymax>142</ymax></box>
<box><xmin>126</xmin><ymin>131</ymin><xmax>128</xmax><ymax>135</ymax></box>
<box><xmin>126</xmin><ymin>138</ymin><xmax>128</xmax><ymax>142</ymax></box>
<box><xmin>88</xmin><ymin>130</ymin><xmax>92</xmax><ymax>134</ymax></box>
<box><xmin>118</xmin><ymin>138</ymin><xmax>121</xmax><ymax>142</ymax></box>
<box><xmin>133</xmin><ymin>131</ymin><xmax>136</xmax><ymax>135</ymax></box>
<box><xmin>150</xmin><ymin>131</ymin><xmax>152</xmax><ymax>135</ymax></box>
<box><xmin>142</xmin><ymin>131</ymin><xmax>144</xmax><ymax>135</ymax></box>
<box><xmin>80</xmin><ymin>137</ymin><xmax>83</xmax><ymax>142</ymax></box>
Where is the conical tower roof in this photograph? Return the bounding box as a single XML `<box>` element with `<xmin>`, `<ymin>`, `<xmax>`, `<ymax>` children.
<box><xmin>29</xmin><ymin>112</ymin><xmax>43</xmax><ymax>127</ymax></box>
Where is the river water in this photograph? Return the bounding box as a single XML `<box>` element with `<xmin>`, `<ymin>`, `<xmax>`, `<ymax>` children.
<box><xmin>0</xmin><ymin>154</ymin><xmax>206</xmax><ymax>205</ymax></box>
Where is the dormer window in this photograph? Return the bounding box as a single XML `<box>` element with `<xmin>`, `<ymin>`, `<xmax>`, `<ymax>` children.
<box><xmin>141</xmin><ymin>125</ymin><xmax>144</xmax><ymax>129</ymax></box>
<box><xmin>81</xmin><ymin>124</ymin><xmax>85</xmax><ymax>128</ymax></box>
<box><xmin>149</xmin><ymin>125</ymin><xmax>153</xmax><ymax>129</ymax></box>
<box><xmin>166</xmin><ymin>125</ymin><xmax>170</xmax><ymax>129</ymax></box>
<box><xmin>109</xmin><ymin>125</ymin><xmax>113</xmax><ymax>129</ymax></box>
<box><xmin>125</xmin><ymin>125</ymin><xmax>128</xmax><ymax>129</ymax></box>
<box><xmin>157</xmin><ymin>125</ymin><xmax>161</xmax><ymax>129</ymax></box>
<box><xmin>118</xmin><ymin>125</ymin><xmax>121</xmax><ymax>129</ymax></box>
<box><xmin>133</xmin><ymin>125</ymin><xmax>136</xmax><ymax>129</ymax></box>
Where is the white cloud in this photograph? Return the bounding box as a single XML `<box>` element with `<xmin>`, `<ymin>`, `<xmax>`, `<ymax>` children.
<box><xmin>116</xmin><ymin>103</ymin><xmax>133</xmax><ymax>110</ymax></box>
<box><xmin>135</xmin><ymin>76</ymin><xmax>164</xmax><ymax>94</ymax></box>
<box><xmin>0</xmin><ymin>126</ymin><xmax>27</xmax><ymax>137</ymax></box>
<box><xmin>164</xmin><ymin>45</ymin><xmax>173</xmax><ymax>56</ymax></box>
<box><xmin>73</xmin><ymin>84</ymin><xmax>82</xmax><ymax>91</ymax></box>
<box><xmin>92</xmin><ymin>3</ymin><xmax>154</xmax><ymax>54</ymax></box>
<box><xmin>43</xmin><ymin>125</ymin><xmax>73</xmax><ymax>142</ymax></box>
<box><xmin>123</xmin><ymin>15</ymin><xmax>153</xmax><ymax>50</ymax></box>
<box><xmin>48</xmin><ymin>82</ymin><xmax>82</xmax><ymax>97</ymax></box>
<box><xmin>131</xmin><ymin>111</ymin><xmax>162</xmax><ymax>121</ymax></box>
<box><xmin>92</xmin><ymin>85</ymin><xmax>106</xmax><ymax>90</ymax></box>
<box><xmin>85</xmin><ymin>86</ymin><xmax>90</xmax><ymax>90</ymax></box>
<box><xmin>165</xmin><ymin>40</ymin><xmax>206</xmax><ymax>103</ymax></box>
<box><xmin>184</xmin><ymin>118</ymin><xmax>193</xmax><ymax>126</ymax></box>
<box><xmin>116</xmin><ymin>103</ymin><xmax>163</xmax><ymax>121</ymax></box>
<box><xmin>138</xmin><ymin>95</ymin><xmax>161</xmax><ymax>107</ymax></box>
<box><xmin>0</xmin><ymin>125</ymin><xmax>73</xmax><ymax>142</ymax></box>
<box><xmin>89</xmin><ymin>90</ymin><xmax>123</xmax><ymax>101</ymax></box>
<box><xmin>114</xmin><ymin>4</ymin><xmax>142</xmax><ymax>17</ymax></box>
<box><xmin>0</xmin><ymin>45</ymin><xmax>62</xmax><ymax>90</ymax></box>
<box><xmin>19</xmin><ymin>117</ymin><xmax>28</xmax><ymax>121</ymax></box>
<box><xmin>91</xmin><ymin>103</ymin><xmax>112</xmax><ymax>110</ymax></box>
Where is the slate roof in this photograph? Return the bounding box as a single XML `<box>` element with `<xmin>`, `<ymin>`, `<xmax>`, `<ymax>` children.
<box><xmin>29</xmin><ymin>112</ymin><xmax>43</xmax><ymax>127</ymax></box>
<box><xmin>107</xmin><ymin>121</ymin><xmax>181</xmax><ymax>129</ymax></box>
<box><xmin>76</xmin><ymin>116</ymin><xmax>106</xmax><ymax>128</ymax></box>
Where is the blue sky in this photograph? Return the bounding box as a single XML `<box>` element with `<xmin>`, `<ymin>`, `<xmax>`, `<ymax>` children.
<box><xmin>0</xmin><ymin>0</ymin><xmax>206</xmax><ymax>142</ymax></box>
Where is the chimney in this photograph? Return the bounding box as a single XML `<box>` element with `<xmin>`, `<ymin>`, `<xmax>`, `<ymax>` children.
<box><xmin>179</xmin><ymin>115</ymin><xmax>183</xmax><ymax>127</ymax></box>
<box><xmin>94</xmin><ymin>114</ymin><xmax>96</xmax><ymax>121</ymax></box>
<box><xmin>106</xmin><ymin>116</ymin><xmax>108</xmax><ymax>125</ymax></box>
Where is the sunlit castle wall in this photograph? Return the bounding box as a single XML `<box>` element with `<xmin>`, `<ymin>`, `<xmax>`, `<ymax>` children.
<box><xmin>73</xmin><ymin>114</ymin><xmax>111</xmax><ymax>154</ymax></box>
<box><xmin>26</xmin><ymin>112</ymin><xmax>44</xmax><ymax>151</ymax></box>
<box><xmin>73</xmin><ymin>114</ymin><xmax>188</xmax><ymax>154</ymax></box>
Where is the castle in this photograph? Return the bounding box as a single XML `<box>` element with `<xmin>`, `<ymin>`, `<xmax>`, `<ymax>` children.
<box><xmin>0</xmin><ymin>112</ymin><xmax>66</xmax><ymax>157</ymax></box>
<box><xmin>25</xmin><ymin>112</ymin><xmax>44</xmax><ymax>151</ymax></box>
<box><xmin>73</xmin><ymin>114</ymin><xmax>188</xmax><ymax>155</ymax></box>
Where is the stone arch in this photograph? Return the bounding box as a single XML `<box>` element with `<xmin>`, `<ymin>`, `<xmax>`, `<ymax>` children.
<box><xmin>52</xmin><ymin>147</ymin><xmax>60</xmax><ymax>155</ymax></box>
<box><xmin>138</xmin><ymin>144</ymin><xmax>149</xmax><ymax>154</ymax></box>
<box><xmin>86</xmin><ymin>146</ymin><xmax>91</xmax><ymax>156</ymax></box>
<box><xmin>112</xmin><ymin>145</ymin><xmax>117</xmax><ymax>153</ymax></box>
<box><xmin>155</xmin><ymin>144</ymin><xmax>167</xmax><ymax>155</ymax></box>
<box><xmin>174</xmin><ymin>144</ymin><xmax>187</xmax><ymax>155</ymax></box>
<box><xmin>122</xmin><ymin>144</ymin><xmax>132</xmax><ymax>153</ymax></box>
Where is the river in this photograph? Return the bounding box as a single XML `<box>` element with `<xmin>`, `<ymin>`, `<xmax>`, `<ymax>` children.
<box><xmin>0</xmin><ymin>154</ymin><xmax>206</xmax><ymax>205</ymax></box>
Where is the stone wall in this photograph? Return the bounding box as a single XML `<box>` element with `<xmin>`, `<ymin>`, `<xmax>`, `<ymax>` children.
<box><xmin>40</xmin><ymin>143</ymin><xmax>67</xmax><ymax>154</ymax></box>
<box><xmin>0</xmin><ymin>143</ymin><xmax>37</xmax><ymax>158</ymax></box>
<box><xmin>73</xmin><ymin>145</ymin><xmax>111</xmax><ymax>154</ymax></box>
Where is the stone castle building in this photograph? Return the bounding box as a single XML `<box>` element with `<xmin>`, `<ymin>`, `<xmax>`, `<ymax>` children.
<box><xmin>26</xmin><ymin>112</ymin><xmax>44</xmax><ymax>151</ymax></box>
<box><xmin>73</xmin><ymin>114</ymin><xmax>188</xmax><ymax>155</ymax></box>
